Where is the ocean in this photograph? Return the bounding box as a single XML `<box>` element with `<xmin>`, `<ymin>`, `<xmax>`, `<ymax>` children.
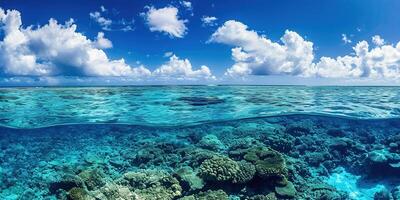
<box><xmin>1</xmin><ymin>86</ymin><xmax>400</xmax><ymax>200</ymax></box>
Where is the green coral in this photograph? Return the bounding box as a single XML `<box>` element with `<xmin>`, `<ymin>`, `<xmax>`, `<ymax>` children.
<box><xmin>121</xmin><ymin>170</ymin><xmax>182</xmax><ymax>200</ymax></box>
<box><xmin>198</xmin><ymin>155</ymin><xmax>256</xmax><ymax>184</ymax></box>
<box><xmin>94</xmin><ymin>183</ymin><xmax>134</xmax><ymax>200</ymax></box>
<box><xmin>198</xmin><ymin>156</ymin><xmax>240</xmax><ymax>182</ymax></box>
<box><xmin>68</xmin><ymin>187</ymin><xmax>91</xmax><ymax>200</ymax></box>
<box><xmin>243</xmin><ymin>146</ymin><xmax>288</xmax><ymax>181</ymax></box>
<box><xmin>175</xmin><ymin>166</ymin><xmax>204</xmax><ymax>191</ymax></box>
<box><xmin>198</xmin><ymin>134</ymin><xmax>226</xmax><ymax>151</ymax></box>
<box><xmin>249</xmin><ymin>193</ymin><xmax>278</xmax><ymax>200</ymax></box>
<box><xmin>274</xmin><ymin>181</ymin><xmax>296</xmax><ymax>198</ymax></box>
<box><xmin>232</xmin><ymin>161</ymin><xmax>256</xmax><ymax>184</ymax></box>
<box><xmin>78</xmin><ymin>169</ymin><xmax>106</xmax><ymax>191</ymax></box>
<box><xmin>179</xmin><ymin>190</ymin><xmax>229</xmax><ymax>200</ymax></box>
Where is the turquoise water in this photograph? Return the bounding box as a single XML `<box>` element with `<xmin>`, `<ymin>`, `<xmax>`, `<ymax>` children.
<box><xmin>1</xmin><ymin>86</ymin><xmax>400</xmax><ymax>128</ymax></box>
<box><xmin>1</xmin><ymin>86</ymin><xmax>400</xmax><ymax>199</ymax></box>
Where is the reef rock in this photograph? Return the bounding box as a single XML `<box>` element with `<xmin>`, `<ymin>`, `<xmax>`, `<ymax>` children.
<box><xmin>175</xmin><ymin>166</ymin><xmax>204</xmax><ymax>192</ymax></box>
<box><xmin>94</xmin><ymin>183</ymin><xmax>134</xmax><ymax>200</ymax></box>
<box><xmin>121</xmin><ymin>170</ymin><xmax>182</xmax><ymax>200</ymax></box>
<box><xmin>392</xmin><ymin>186</ymin><xmax>400</xmax><ymax>200</ymax></box>
<box><xmin>68</xmin><ymin>187</ymin><xmax>92</xmax><ymax>200</ymax></box>
<box><xmin>179</xmin><ymin>189</ymin><xmax>229</xmax><ymax>200</ymax></box>
<box><xmin>78</xmin><ymin>169</ymin><xmax>106</xmax><ymax>191</ymax></box>
<box><xmin>374</xmin><ymin>188</ymin><xmax>391</xmax><ymax>200</ymax></box>
<box><xmin>49</xmin><ymin>174</ymin><xmax>85</xmax><ymax>194</ymax></box>
<box><xmin>274</xmin><ymin>181</ymin><xmax>296</xmax><ymax>198</ymax></box>
<box><xmin>198</xmin><ymin>134</ymin><xmax>226</xmax><ymax>151</ymax></box>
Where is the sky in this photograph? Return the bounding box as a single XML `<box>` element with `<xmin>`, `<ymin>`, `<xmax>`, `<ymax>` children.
<box><xmin>1</xmin><ymin>0</ymin><xmax>400</xmax><ymax>86</ymax></box>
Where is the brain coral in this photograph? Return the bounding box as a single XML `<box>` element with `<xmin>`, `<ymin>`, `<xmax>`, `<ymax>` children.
<box><xmin>198</xmin><ymin>156</ymin><xmax>240</xmax><ymax>182</ymax></box>
<box><xmin>243</xmin><ymin>146</ymin><xmax>288</xmax><ymax>181</ymax></box>
<box><xmin>233</xmin><ymin>160</ymin><xmax>256</xmax><ymax>184</ymax></box>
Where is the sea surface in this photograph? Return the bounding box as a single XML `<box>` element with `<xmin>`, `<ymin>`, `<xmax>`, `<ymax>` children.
<box><xmin>1</xmin><ymin>86</ymin><xmax>400</xmax><ymax>200</ymax></box>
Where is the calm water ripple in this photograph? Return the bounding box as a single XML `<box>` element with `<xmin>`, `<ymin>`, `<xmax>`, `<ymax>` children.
<box><xmin>1</xmin><ymin>86</ymin><xmax>400</xmax><ymax>128</ymax></box>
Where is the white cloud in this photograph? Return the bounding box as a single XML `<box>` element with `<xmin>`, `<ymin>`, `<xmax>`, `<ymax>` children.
<box><xmin>315</xmin><ymin>40</ymin><xmax>400</xmax><ymax>78</ymax></box>
<box><xmin>372</xmin><ymin>35</ymin><xmax>385</xmax><ymax>46</ymax></box>
<box><xmin>143</xmin><ymin>6</ymin><xmax>187</xmax><ymax>38</ymax></box>
<box><xmin>181</xmin><ymin>1</ymin><xmax>192</xmax><ymax>10</ymax></box>
<box><xmin>0</xmin><ymin>8</ymin><xmax>150</xmax><ymax>77</ymax></box>
<box><xmin>201</xmin><ymin>16</ymin><xmax>217</xmax><ymax>27</ymax></box>
<box><xmin>212</xmin><ymin>20</ymin><xmax>400</xmax><ymax>79</ymax></box>
<box><xmin>153</xmin><ymin>54</ymin><xmax>215</xmax><ymax>80</ymax></box>
<box><xmin>164</xmin><ymin>51</ymin><xmax>174</xmax><ymax>57</ymax></box>
<box><xmin>90</xmin><ymin>6</ymin><xmax>134</xmax><ymax>32</ymax></box>
<box><xmin>89</xmin><ymin>11</ymin><xmax>112</xmax><ymax>31</ymax></box>
<box><xmin>342</xmin><ymin>34</ymin><xmax>352</xmax><ymax>44</ymax></box>
<box><xmin>93</xmin><ymin>32</ymin><xmax>113</xmax><ymax>49</ymax></box>
<box><xmin>210</xmin><ymin>20</ymin><xmax>315</xmax><ymax>77</ymax></box>
<box><xmin>100</xmin><ymin>5</ymin><xmax>107</xmax><ymax>12</ymax></box>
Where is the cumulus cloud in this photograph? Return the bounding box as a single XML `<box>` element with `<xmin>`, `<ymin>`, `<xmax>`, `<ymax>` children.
<box><xmin>315</xmin><ymin>40</ymin><xmax>400</xmax><ymax>78</ymax></box>
<box><xmin>93</xmin><ymin>32</ymin><xmax>113</xmax><ymax>49</ymax></box>
<box><xmin>372</xmin><ymin>35</ymin><xmax>385</xmax><ymax>46</ymax></box>
<box><xmin>153</xmin><ymin>54</ymin><xmax>215</xmax><ymax>80</ymax></box>
<box><xmin>210</xmin><ymin>20</ymin><xmax>315</xmax><ymax>77</ymax></box>
<box><xmin>201</xmin><ymin>16</ymin><xmax>217</xmax><ymax>27</ymax></box>
<box><xmin>211</xmin><ymin>20</ymin><xmax>400</xmax><ymax>79</ymax></box>
<box><xmin>0</xmin><ymin>7</ymin><xmax>150</xmax><ymax>77</ymax></box>
<box><xmin>143</xmin><ymin>6</ymin><xmax>187</xmax><ymax>38</ymax></box>
<box><xmin>342</xmin><ymin>34</ymin><xmax>352</xmax><ymax>44</ymax></box>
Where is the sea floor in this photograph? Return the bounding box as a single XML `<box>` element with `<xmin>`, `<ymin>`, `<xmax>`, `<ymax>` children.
<box><xmin>1</xmin><ymin>114</ymin><xmax>400</xmax><ymax>200</ymax></box>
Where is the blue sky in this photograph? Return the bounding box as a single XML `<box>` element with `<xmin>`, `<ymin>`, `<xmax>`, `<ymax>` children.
<box><xmin>1</xmin><ymin>0</ymin><xmax>400</xmax><ymax>85</ymax></box>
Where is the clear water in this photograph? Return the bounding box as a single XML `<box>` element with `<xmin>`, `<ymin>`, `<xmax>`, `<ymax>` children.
<box><xmin>1</xmin><ymin>86</ymin><xmax>400</xmax><ymax>128</ymax></box>
<box><xmin>1</xmin><ymin>86</ymin><xmax>400</xmax><ymax>200</ymax></box>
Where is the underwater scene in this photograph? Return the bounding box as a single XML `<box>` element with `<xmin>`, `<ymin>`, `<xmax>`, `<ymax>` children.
<box><xmin>1</xmin><ymin>86</ymin><xmax>400</xmax><ymax>200</ymax></box>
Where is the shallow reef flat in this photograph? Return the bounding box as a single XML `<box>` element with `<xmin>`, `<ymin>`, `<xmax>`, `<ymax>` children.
<box><xmin>1</xmin><ymin>114</ymin><xmax>400</xmax><ymax>199</ymax></box>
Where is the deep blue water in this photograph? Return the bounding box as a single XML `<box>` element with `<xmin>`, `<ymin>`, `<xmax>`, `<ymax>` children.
<box><xmin>1</xmin><ymin>86</ymin><xmax>400</xmax><ymax>200</ymax></box>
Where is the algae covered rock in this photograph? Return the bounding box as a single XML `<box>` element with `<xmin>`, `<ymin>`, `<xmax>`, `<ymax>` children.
<box><xmin>249</xmin><ymin>193</ymin><xmax>277</xmax><ymax>200</ymax></box>
<box><xmin>175</xmin><ymin>166</ymin><xmax>204</xmax><ymax>192</ymax></box>
<box><xmin>198</xmin><ymin>156</ymin><xmax>240</xmax><ymax>183</ymax></box>
<box><xmin>374</xmin><ymin>188</ymin><xmax>391</xmax><ymax>200</ymax></box>
<box><xmin>179</xmin><ymin>189</ymin><xmax>229</xmax><ymax>200</ymax></box>
<box><xmin>392</xmin><ymin>186</ymin><xmax>400</xmax><ymax>200</ymax></box>
<box><xmin>78</xmin><ymin>169</ymin><xmax>106</xmax><ymax>190</ymax></box>
<box><xmin>49</xmin><ymin>174</ymin><xmax>85</xmax><ymax>194</ymax></box>
<box><xmin>122</xmin><ymin>170</ymin><xmax>182</xmax><ymax>200</ymax></box>
<box><xmin>68</xmin><ymin>187</ymin><xmax>92</xmax><ymax>200</ymax></box>
<box><xmin>243</xmin><ymin>146</ymin><xmax>288</xmax><ymax>181</ymax></box>
<box><xmin>274</xmin><ymin>181</ymin><xmax>296</xmax><ymax>198</ymax></box>
<box><xmin>198</xmin><ymin>134</ymin><xmax>226</xmax><ymax>151</ymax></box>
<box><xmin>94</xmin><ymin>183</ymin><xmax>134</xmax><ymax>200</ymax></box>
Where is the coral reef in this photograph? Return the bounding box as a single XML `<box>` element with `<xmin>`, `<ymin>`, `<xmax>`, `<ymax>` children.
<box><xmin>1</xmin><ymin>115</ymin><xmax>400</xmax><ymax>199</ymax></box>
